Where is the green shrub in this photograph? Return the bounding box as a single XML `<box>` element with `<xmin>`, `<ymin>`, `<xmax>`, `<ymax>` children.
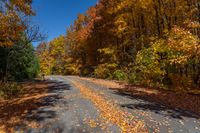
<box><xmin>113</xmin><ymin>70</ymin><xmax>127</xmax><ymax>81</ymax></box>
<box><xmin>134</xmin><ymin>41</ymin><xmax>166</xmax><ymax>86</ymax></box>
<box><xmin>0</xmin><ymin>81</ymin><xmax>23</xmax><ymax>99</ymax></box>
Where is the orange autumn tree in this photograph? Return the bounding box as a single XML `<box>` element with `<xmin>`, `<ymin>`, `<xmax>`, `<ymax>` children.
<box><xmin>0</xmin><ymin>0</ymin><xmax>34</xmax><ymax>47</ymax></box>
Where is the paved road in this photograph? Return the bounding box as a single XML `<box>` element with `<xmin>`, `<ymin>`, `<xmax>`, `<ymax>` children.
<box><xmin>17</xmin><ymin>76</ymin><xmax>200</xmax><ymax>133</ymax></box>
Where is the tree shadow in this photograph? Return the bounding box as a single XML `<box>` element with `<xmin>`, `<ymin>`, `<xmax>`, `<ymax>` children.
<box><xmin>43</xmin><ymin>80</ymin><xmax>71</xmax><ymax>96</ymax></box>
<box><xmin>25</xmin><ymin>95</ymin><xmax>62</xmax><ymax>122</ymax></box>
<box><xmin>111</xmin><ymin>89</ymin><xmax>199</xmax><ymax>120</ymax></box>
<box><xmin>0</xmin><ymin>79</ymin><xmax>72</xmax><ymax>132</ymax></box>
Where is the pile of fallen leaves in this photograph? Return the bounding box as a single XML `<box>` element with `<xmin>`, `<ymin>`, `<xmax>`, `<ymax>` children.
<box><xmin>69</xmin><ymin>79</ymin><xmax>148</xmax><ymax>133</ymax></box>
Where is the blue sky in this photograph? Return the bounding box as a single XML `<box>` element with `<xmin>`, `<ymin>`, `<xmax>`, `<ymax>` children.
<box><xmin>32</xmin><ymin>0</ymin><xmax>98</xmax><ymax>46</ymax></box>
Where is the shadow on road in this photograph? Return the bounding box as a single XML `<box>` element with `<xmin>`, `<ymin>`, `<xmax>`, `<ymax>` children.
<box><xmin>111</xmin><ymin>89</ymin><xmax>199</xmax><ymax>120</ymax></box>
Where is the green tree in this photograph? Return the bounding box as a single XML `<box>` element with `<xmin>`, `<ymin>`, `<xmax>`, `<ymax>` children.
<box><xmin>5</xmin><ymin>37</ymin><xmax>39</xmax><ymax>80</ymax></box>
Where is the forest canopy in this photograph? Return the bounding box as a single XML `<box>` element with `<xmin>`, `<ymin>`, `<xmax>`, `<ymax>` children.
<box><xmin>37</xmin><ymin>0</ymin><xmax>200</xmax><ymax>87</ymax></box>
<box><xmin>37</xmin><ymin>0</ymin><xmax>200</xmax><ymax>90</ymax></box>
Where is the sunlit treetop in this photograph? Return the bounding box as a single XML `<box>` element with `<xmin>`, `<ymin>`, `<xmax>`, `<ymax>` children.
<box><xmin>0</xmin><ymin>0</ymin><xmax>34</xmax><ymax>47</ymax></box>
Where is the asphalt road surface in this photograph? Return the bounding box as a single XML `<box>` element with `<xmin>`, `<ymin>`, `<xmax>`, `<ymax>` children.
<box><xmin>16</xmin><ymin>76</ymin><xmax>200</xmax><ymax>133</ymax></box>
